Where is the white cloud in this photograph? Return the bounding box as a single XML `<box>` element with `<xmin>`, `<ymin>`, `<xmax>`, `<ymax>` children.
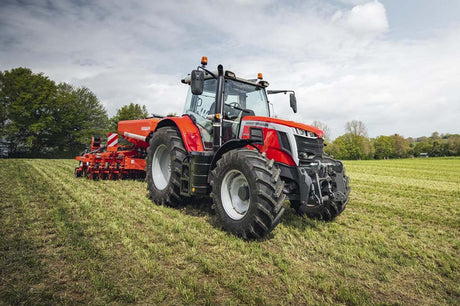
<box><xmin>332</xmin><ymin>0</ymin><xmax>388</xmax><ymax>37</ymax></box>
<box><xmin>0</xmin><ymin>0</ymin><xmax>458</xmax><ymax>139</ymax></box>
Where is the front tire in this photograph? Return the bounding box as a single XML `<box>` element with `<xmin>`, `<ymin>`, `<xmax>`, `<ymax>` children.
<box><xmin>146</xmin><ymin>127</ymin><xmax>187</xmax><ymax>206</ymax></box>
<box><xmin>291</xmin><ymin>170</ymin><xmax>350</xmax><ymax>220</ymax></box>
<box><xmin>210</xmin><ymin>149</ymin><xmax>286</xmax><ymax>239</ymax></box>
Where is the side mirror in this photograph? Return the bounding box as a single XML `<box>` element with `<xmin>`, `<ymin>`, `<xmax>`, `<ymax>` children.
<box><xmin>290</xmin><ymin>93</ymin><xmax>297</xmax><ymax>113</ymax></box>
<box><xmin>191</xmin><ymin>70</ymin><xmax>204</xmax><ymax>95</ymax></box>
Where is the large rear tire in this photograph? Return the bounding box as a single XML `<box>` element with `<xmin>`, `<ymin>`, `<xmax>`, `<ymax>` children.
<box><xmin>146</xmin><ymin>127</ymin><xmax>187</xmax><ymax>207</ymax></box>
<box><xmin>210</xmin><ymin>148</ymin><xmax>286</xmax><ymax>239</ymax></box>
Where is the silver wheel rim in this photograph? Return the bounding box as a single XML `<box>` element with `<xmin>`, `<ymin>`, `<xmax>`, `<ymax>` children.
<box><xmin>152</xmin><ymin>144</ymin><xmax>171</xmax><ymax>190</ymax></box>
<box><xmin>221</xmin><ymin>169</ymin><xmax>250</xmax><ymax>220</ymax></box>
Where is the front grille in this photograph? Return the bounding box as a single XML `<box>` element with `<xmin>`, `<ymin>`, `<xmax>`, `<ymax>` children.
<box><xmin>295</xmin><ymin>135</ymin><xmax>324</xmax><ymax>160</ymax></box>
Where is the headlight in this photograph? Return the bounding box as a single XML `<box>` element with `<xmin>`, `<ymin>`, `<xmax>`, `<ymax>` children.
<box><xmin>292</xmin><ymin>127</ymin><xmax>306</xmax><ymax>136</ymax></box>
<box><xmin>292</xmin><ymin>127</ymin><xmax>317</xmax><ymax>138</ymax></box>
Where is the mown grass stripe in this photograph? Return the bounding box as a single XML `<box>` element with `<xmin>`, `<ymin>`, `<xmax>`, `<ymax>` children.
<box><xmin>1</xmin><ymin>158</ymin><xmax>459</xmax><ymax>305</ymax></box>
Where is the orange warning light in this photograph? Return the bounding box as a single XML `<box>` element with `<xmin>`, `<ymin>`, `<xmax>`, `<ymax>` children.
<box><xmin>257</xmin><ymin>73</ymin><xmax>263</xmax><ymax>79</ymax></box>
<box><xmin>201</xmin><ymin>56</ymin><xmax>208</xmax><ymax>66</ymax></box>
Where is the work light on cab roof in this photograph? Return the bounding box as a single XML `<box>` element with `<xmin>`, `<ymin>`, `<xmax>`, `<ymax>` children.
<box><xmin>201</xmin><ymin>56</ymin><xmax>208</xmax><ymax>66</ymax></box>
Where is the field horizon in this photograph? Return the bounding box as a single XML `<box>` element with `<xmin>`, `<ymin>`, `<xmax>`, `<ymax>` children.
<box><xmin>1</xmin><ymin>157</ymin><xmax>459</xmax><ymax>304</ymax></box>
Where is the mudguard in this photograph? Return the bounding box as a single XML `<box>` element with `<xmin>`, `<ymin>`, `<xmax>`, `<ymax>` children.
<box><xmin>118</xmin><ymin>116</ymin><xmax>204</xmax><ymax>152</ymax></box>
<box><xmin>155</xmin><ymin>116</ymin><xmax>205</xmax><ymax>152</ymax></box>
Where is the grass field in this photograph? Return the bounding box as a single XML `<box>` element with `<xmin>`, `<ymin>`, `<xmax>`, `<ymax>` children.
<box><xmin>0</xmin><ymin>158</ymin><xmax>459</xmax><ymax>305</ymax></box>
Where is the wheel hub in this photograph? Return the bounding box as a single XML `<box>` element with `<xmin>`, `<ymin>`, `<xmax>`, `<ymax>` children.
<box><xmin>238</xmin><ymin>186</ymin><xmax>249</xmax><ymax>201</ymax></box>
<box><xmin>220</xmin><ymin>169</ymin><xmax>250</xmax><ymax>220</ymax></box>
<box><xmin>152</xmin><ymin>144</ymin><xmax>171</xmax><ymax>190</ymax></box>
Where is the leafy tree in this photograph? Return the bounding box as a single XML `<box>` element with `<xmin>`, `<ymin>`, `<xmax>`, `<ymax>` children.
<box><xmin>431</xmin><ymin>131</ymin><xmax>440</xmax><ymax>140</ymax></box>
<box><xmin>324</xmin><ymin>141</ymin><xmax>339</xmax><ymax>157</ymax></box>
<box><xmin>374</xmin><ymin>135</ymin><xmax>394</xmax><ymax>159</ymax></box>
<box><xmin>390</xmin><ymin>134</ymin><xmax>409</xmax><ymax>158</ymax></box>
<box><xmin>0</xmin><ymin>67</ymin><xmax>108</xmax><ymax>157</ymax></box>
<box><xmin>0</xmin><ymin>68</ymin><xmax>57</xmax><ymax>156</ymax></box>
<box><xmin>447</xmin><ymin>135</ymin><xmax>460</xmax><ymax>156</ymax></box>
<box><xmin>413</xmin><ymin>141</ymin><xmax>432</xmax><ymax>157</ymax></box>
<box><xmin>431</xmin><ymin>140</ymin><xmax>443</xmax><ymax>157</ymax></box>
<box><xmin>330</xmin><ymin>133</ymin><xmax>373</xmax><ymax>160</ymax></box>
<box><xmin>328</xmin><ymin>120</ymin><xmax>372</xmax><ymax>160</ymax></box>
<box><xmin>51</xmin><ymin>84</ymin><xmax>108</xmax><ymax>157</ymax></box>
<box><xmin>109</xmin><ymin>103</ymin><xmax>148</xmax><ymax>132</ymax></box>
<box><xmin>0</xmin><ymin>71</ymin><xmax>6</xmax><ymax>139</ymax></box>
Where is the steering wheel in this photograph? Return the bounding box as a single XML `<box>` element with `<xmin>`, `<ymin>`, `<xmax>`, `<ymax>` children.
<box><xmin>229</xmin><ymin>102</ymin><xmax>241</xmax><ymax>108</ymax></box>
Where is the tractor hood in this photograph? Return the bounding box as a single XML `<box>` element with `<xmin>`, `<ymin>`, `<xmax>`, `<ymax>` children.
<box><xmin>241</xmin><ymin>116</ymin><xmax>324</xmax><ymax>139</ymax></box>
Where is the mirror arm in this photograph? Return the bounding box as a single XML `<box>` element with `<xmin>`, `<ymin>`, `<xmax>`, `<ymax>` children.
<box><xmin>267</xmin><ymin>90</ymin><xmax>297</xmax><ymax>113</ymax></box>
<box><xmin>197</xmin><ymin>66</ymin><xmax>216</xmax><ymax>78</ymax></box>
<box><xmin>267</xmin><ymin>90</ymin><xmax>295</xmax><ymax>95</ymax></box>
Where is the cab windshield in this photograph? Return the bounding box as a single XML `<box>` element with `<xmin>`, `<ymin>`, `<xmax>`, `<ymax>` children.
<box><xmin>184</xmin><ymin>78</ymin><xmax>269</xmax><ymax>118</ymax></box>
<box><xmin>222</xmin><ymin>79</ymin><xmax>270</xmax><ymax>117</ymax></box>
<box><xmin>184</xmin><ymin>78</ymin><xmax>269</xmax><ymax>149</ymax></box>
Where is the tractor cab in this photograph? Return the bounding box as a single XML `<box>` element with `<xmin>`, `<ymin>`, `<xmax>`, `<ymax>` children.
<box><xmin>183</xmin><ymin>74</ymin><xmax>269</xmax><ymax>150</ymax></box>
<box><xmin>182</xmin><ymin>57</ymin><xmax>273</xmax><ymax>151</ymax></box>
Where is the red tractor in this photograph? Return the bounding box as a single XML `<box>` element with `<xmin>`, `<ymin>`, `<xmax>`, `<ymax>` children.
<box><xmin>75</xmin><ymin>57</ymin><xmax>350</xmax><ymax>239</ymax></box>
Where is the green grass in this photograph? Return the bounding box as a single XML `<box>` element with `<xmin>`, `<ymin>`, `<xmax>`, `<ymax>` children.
<box><xmin>1</xmin><ymin>158</ymin><xmax>459</xmax><ymax>305</ymax></box>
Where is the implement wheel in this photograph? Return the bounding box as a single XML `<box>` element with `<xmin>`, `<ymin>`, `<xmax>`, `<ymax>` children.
<box><xmin>74</xmin><ymin>168</ymin><xmax>83</xmax><ymax>178</ymax></box>
<box><xmin>146</xmin><ymin>127</ymin><xmax>187</xmax><ymax>206</ymax></box>
<box><xmin>210</xmin><ymin>148</ymin><xmax>286</xmax><ymax>239</ymax></box>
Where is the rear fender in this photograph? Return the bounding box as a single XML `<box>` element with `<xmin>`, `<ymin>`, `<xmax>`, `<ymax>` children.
<box><xmin>153</xmin><ymin>116</ymin><xmax>205</xmax><ymax>152</ymax></box>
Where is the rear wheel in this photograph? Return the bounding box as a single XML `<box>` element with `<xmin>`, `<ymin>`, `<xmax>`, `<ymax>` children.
<box><xmin>210</xmin><ymin>148</ymin><xmax>286</xmax><ymax>239</ymax></box>
<box><xmin>146</xmin><ymin>127</ymin><xmax>187</xmax><ymax>207</ymax></box>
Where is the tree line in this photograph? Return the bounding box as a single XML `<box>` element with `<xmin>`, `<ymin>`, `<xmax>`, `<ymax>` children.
<box><xmin>0</xmin><ymin>68</ymin><xmax>147</xmax><ymax>158</ymax></box>
<box><xmin>1</xmin><ymin>67</ymin><xmax>458</xmax><ymax>159</ymax></box>
<box><xmin>323</xmin><ymin>120</ymin><xmax>460</xmax><ymax>160</ymax></box>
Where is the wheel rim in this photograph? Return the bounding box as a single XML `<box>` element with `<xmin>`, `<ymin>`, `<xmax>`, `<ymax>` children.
<box><xmin>221</xmin><ymin>169</ymin><xmax>250</xmax><ymax>220</ymax></box>
<box><xmin>152</xmin><ymin>144</ymin><xmax>171</xmax><ymax>190</ymax></box>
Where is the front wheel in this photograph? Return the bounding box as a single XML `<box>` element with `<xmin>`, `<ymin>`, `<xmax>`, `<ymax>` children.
<box><xmin>291</xmin><ymin>170</ymin><xmax>350</xmax><ymax>221</ymax></box>
<box><xmin>210</xmin><ymin>149</ymin><xmax>286</xmax><ymax>239</ymax></box>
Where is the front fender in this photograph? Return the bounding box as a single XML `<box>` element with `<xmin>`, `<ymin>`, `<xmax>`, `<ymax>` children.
<box><xmin>209</xmin><ymin>139</ymin><xmax>259</xmax><ymax>171</ymax></box>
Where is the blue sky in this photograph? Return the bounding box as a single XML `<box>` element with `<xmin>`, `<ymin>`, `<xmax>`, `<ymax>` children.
<box><xmin>1</xmin><ymin>0</ymin><xmax>459</xmax><ymax>138</ymax></box>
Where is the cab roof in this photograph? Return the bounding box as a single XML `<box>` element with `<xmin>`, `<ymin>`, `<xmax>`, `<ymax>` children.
<box><xmin>181</xmin><ymin>70</ymin><xmax>269</xmax><ymax>88</ymax></box>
